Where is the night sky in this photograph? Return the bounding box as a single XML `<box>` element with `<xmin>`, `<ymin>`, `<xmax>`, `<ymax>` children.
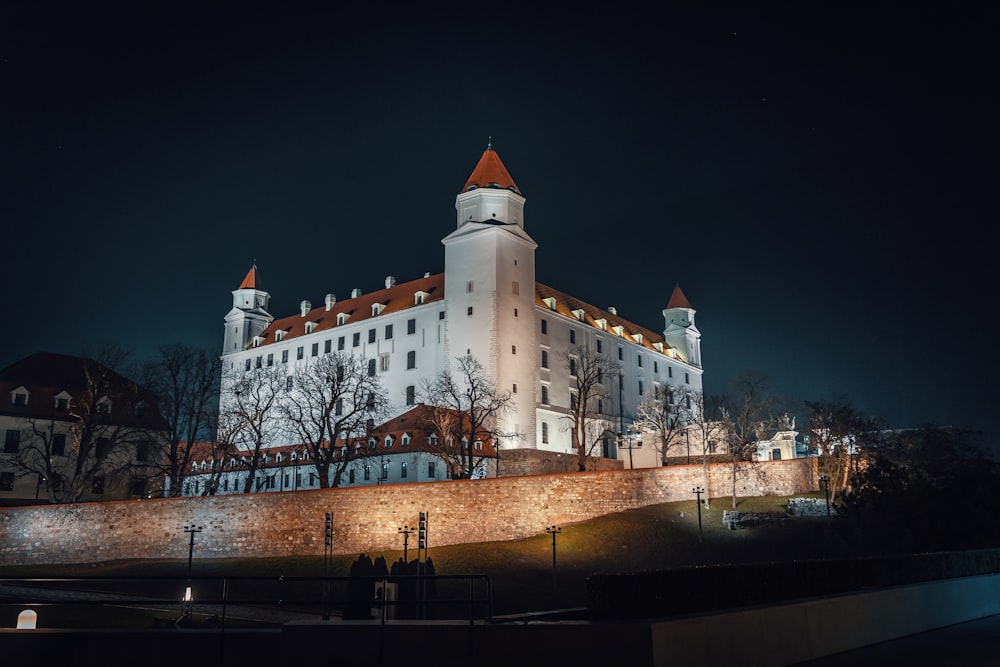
<box><xmin>2</xmin><ymin>4</ymin><xmax>996</xmax><ymax>446</ymax></box>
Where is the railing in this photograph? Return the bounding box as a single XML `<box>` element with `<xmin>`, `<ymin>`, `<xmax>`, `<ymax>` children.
<box><xmin>0</xmin><ymin>572</ymin><xmax>493</xmax><ymax>631</ymax></box>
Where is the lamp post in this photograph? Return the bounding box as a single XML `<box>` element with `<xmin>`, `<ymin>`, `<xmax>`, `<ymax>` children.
<box><xmin>818</xmin><ymin>475</ymin><xmax>832</xmax><ymax>525</ymax></box>
<box><xmin>183</xmin><ymin>524</ymin><xmax>203</xmax><ymax>577</ymax></box>
<box><xmin>398</xmin><ymin>525</ymin><xmax>414</xmax><ymax>563</ymax></box>
<box><xmin>691</xmin><ymin>487</ymin><xmax>704</xmax><ymax>543</ymax></box>
<box><xmin>545</xmin><ymin>525</ymin><xmax>562</xmax><ymax>592</ymax></box>
<box><xmin>618</xmin><ymin>429</ymin><xmax>642</xmax><ymax>469</ymax></box>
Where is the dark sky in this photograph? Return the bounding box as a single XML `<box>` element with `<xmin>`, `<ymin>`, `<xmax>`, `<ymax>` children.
<box><xmin>2</xmin><ymin>3</ymin><xmax>996</xmax><ymax>445</ymax></box>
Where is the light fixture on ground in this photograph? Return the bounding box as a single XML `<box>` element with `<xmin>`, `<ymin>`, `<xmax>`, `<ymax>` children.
<box><xmin>618</xmin><ymin>428</ymin><xmax>642</xmax><ymax>469</ymax></box>
<box><xmin>183</xmin><ymin>524</ymin><xmax>204</xmax><ymax>576</ymax></box>
<box><xmin>397</xmin><ymin>524</ymin><xmax>415</xmax><ymax>562</ymax></box>
<box><xmin>818</xmin><ymin>475</ymin><xmax>832</xmax><ymax>525</ymax></box>
<box><xmin>16</xmin><ymin>609</ymin><xmax>37</xmax><ymax>629</ymax></box>
<box><xmin>691</xmin><ymin>487</ymin><xmax>705</xmax><ymax>543</ymax></box>
<box><xmin>545</xmin><ymin>525</ymin><xmax>562</xmax><ymax>592</ymax></box>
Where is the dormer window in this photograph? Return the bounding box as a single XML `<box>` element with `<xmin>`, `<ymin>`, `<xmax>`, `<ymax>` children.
<box><xmin>414</xmin><ymin>291</ymin><xmax>429</xmax><ymax>305</ymax></box>
<box><xmin>305</xmin><ymin>322</ymin><xmax>317</xmax><ymax>334</ymax></box>
<box><xmin>337</xmin><ymin>313</ymin><xmax>349</xmax><ymax>326</ymax></box>
<box><xmin>252</xmin><ymin>336</ymin><xmax>262</xmax><ymax>347</ymax></box>
<box><xmin>10</xmin><ymin>386</ymin><xmax>29</xmax><ymax>407</ymax></box>
<box><xmin>402</xmin><ymin>433</ymin><xmax>411</xmax><ymax>447</ymax></box>
<box><xmin>368</xmin><ymin>437</ymin><xmax>377</xmax><ymax>449</ymax></box>
<box><xmin>384</xmin><ymin>435</ymin><xmax>394</xmax><ymax>449</ymax></box>
<box><xmin>429</xmin><ymin>433</ymin><xmax>438</xmax><ymax>446</ymax></box>
<box><xmin>96</xmin><ymin>397</ymin><xmax>112</xmax><ymax>416</ymax></box>
<box><xmin>276</xmin><ymin>453</ymin><xmax>283</xmax><ymax>463</ymax></box>
<box><xmin>653</xmin><ymin>342</ymin><xmax>664</xmax><ymax>353</ymax></box>
<box><xmin>543</xmin><ymin>297</ymin><xmax>557</xmax><ymax>311</ymax></box>
<box><xmin>632</xmin><ymin>333</ymin><xmax>644</xmax><ymax>345</ymax></box>
<box><xmin>595</xmin><ymin>318</ymin><xmax>607</xmax><ymax>331</ymax></box>
<box><xmin>572</xmin><ymin>309</ymin><xmax>586</xmax><ymax>322</ymax></box>
<box><xmin>54</xmin><ymin>391</ymin><xmax>71</xmax><ymax>411</ymax></box>
<box><xmin>612</xmin><ymin>325</ymin><xmax>625</xmax><ymax>337</ymax></box>
<box><xmin>275</xmin><ymin>330</ymin><xmax>286</xmax><ymax>342</ymax></box>
<box><xmin>372</xmin><ymin>303</ymin><xmax>385</xmax><ymax>316</ymax></box>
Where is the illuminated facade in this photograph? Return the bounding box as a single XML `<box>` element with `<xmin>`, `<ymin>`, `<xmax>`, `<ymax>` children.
<box><xmin>220</xmin><ymin>147</ymin><xmax>704</xmax><ymax>481</ymax></box>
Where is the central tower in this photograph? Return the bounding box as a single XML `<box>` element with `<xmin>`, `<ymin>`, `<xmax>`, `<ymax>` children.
<box><xmin>442</xmin><ymin>146</ymin><xmax>538</xmax><ymax>448</ymax></box>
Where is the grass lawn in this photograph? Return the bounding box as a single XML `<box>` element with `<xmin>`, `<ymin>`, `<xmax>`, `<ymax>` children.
<box><xmin>0</xmin><ymin>493</ymin><xmax>839</xmax><ymax>619</ymax></box>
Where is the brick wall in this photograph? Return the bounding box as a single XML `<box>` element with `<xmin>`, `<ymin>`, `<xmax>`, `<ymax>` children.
<box><xmin>0</xmin><ymin>458</ymin><xmax>816</xmax><ymax>566</ymax></box>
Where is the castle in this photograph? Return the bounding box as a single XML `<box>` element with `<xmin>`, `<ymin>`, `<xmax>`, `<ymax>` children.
<box><xmin>201</xmin><ymin>146</ymin><xmax>704</xmax><ymax>491</ymax></box>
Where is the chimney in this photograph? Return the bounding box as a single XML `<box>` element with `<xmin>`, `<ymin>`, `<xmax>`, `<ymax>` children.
<box><xmin>608</xmin><ymin>306</ymin><xmax>617</xmax><ymax>315</ymax></box>
<box><xmin>324</xmin><ymin>294</ymin><xmax>336</xmax><ymax>311</ymax></box>
<box><xmin>424</xmin><ymin>272</ymin><xmax>431</xmax><ymax>278</ymax></box>
<box><xmin>300</xmin><ymin>301</ymin><xmax>311</xmax><ymax>317</ymax></box>
<box><xmin>351</xmin><ymin>288</ymin><xmax>362</xmax><ymax>299</ymax></box>
<box><xmin>385</xmin><ymin>276</ymin><xmax>396</xmax><ymax>288</ymax></box>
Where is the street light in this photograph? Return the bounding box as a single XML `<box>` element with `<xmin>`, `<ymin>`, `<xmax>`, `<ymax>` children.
<box><xmin>183</xmin><ymin>524</ymin><xmax>203</xmax><ymax>577</ymax></box>
<box><xmin>398</xmin><ymin>525</ymin><xmax>415</xmax><ymax>563</ymax></box>
<box><xmin>691</xmin><ymin>487</ymin><xmax>705</xmax><ymax>543</ymax></box>
<box><xmin>545</xmin><ymin>525</ymin><xmax>562</xmax><ymax>592</ymax></box>
<box><xmin>818</xmin><ymin>475</ymin><xmax>832</xmax><ymax>525</ymax></box>
<box><xmin>618</xmin><ymin>429</ymin><xmax>642</xmax><ymax>469</ymax></box>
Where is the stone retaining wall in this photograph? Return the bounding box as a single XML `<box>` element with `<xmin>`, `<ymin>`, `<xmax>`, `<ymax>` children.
<box><xmin>0</xmin><ymin>458</ymin><xmax>816</xmax><ymax>566</ymax></box>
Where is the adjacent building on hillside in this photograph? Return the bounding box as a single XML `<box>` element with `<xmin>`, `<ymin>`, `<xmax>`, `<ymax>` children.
<box><xmin>218</xmin><ymin>146</ymin><xmax>704</xmax><ymax>482</ymax></box>
<box><xmin>0</xmin><ymin>352</ymin><xmax>166</xmax><ymax>504</ymax></box>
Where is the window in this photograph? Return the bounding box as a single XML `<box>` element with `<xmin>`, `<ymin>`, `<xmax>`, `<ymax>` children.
<box><xmin>639</xmin><ymin>380</ymin><xmax>644</xmax><ymax>396</ymax></box>
<box><xmin>267</xmin><ymin>353</ymin><xmax>274</xmax><ymax>367</ymax></box>
<box><xmin>0</xmin><ymin>471</ymin><xmax>15</xmax><ymax>491</ymax></box>
<box><xmin>402</xmin><ymin>433</ymin><xmax>411</xmax><ymax>447</ymax></box>
<box><xmin>368</xmin><ymin>359</ymin><xmax>376</xmax><ymax>376</ymax></box>
<box><xmin>282</xmin><ymin>350</ymin><xmax>289</xmax><ymax>363</ymax></box>
<box><xmin>379</xmin><ymin>353</ymin><xmax>390</xmax><ymax>372</ymax></box>
<box><xmin>597</xmin><ymin>399</ymin><xmax>604</xmax><ymax>414</ymax></box>
<box><xmin>55</xmin><ymin>397</ymin><xmax>69</xmax><ymax>411</ymax></box>
<box><xmin>772</xmin><ymin>449</ymin><xmax>782</xmax><ymax>461</ymax></box>
<box><xmin>541</xmin><ymin>319</ymin><xmax>548</xmax><ymax>335</ymax></box>
<box><xmin>385</xmin><ymin>435</ymin><xmax>394</xmax><ymax>449</ymax></box>
<box><xmin>5</xmin><ymin>430</ymin><xmax>22</xmax><ymax>453</ymax></box>
<box><xmin>405</xmin><ymin>385</ymin><xmax>415</xmax><ymax>405</ymax></box>
<box><xmin>428</xmin><ymin>461</ymin><xmax>436</xmax><ymax>478</ymax></box>
<box><xmin>401</xmin><ymin>462</ymin><xmax>408</xmax><ymax>478</ymax></box>
<box><xmin>439</xmin><ymin>311</ymin><xmax>445</xmax><ymax>320</ymax></box>
<box><xmin>569</xmin><ymin>358</ymin><xmax>577</xmax><ymax>376</ymax></box>
<box><xmin>475</xmin><ymin>441</ymin><xmax>483</xmax><ymax>451</ymax></box>
<box><xmin>514</xmin><ymin>308</ymin><xmax>518</xmax><ymax>317</ymax></box>
<box><xmin>255</xmin><ymin>356</ymin><xmax>262</xmax><ymax>369</ymax></box>
<box><xmin>512</xmin><ymin>281</ymin><xmax>519</xmax><ymax>295</ymax></box>
<box><xmin>407</xmin><ymin>318</ymin><xmax>416</xmax><ymax>334</ymax></box>
<box><xmin>324</xmin><ymin>340</ymin><xmax>332</xmax><ymax>354</ymax></box>
<box><xmin>511</xmin><ymin>344</ymin><xmax>516</xmax><ymax>355</ymax></box>
<box><xmin>570</xmin><ymin>330</ymin><xmax>576</xmax><ymax>344</ymax></box>
<box><xmin>467</xmin><ymin>306</ymin><xmax>474</xmax><ymax>316</ymax></box>
<box><xmin>618</xmin><ymin>347</ymin><xmax>623</xmax><ymax>361</ymax></box>
<box><xmin>466</xmin><ymin>280</ymin><xmax>474</xmax><ymax>293</ymax></box>
<box><xmin>512</xmin><ymin>383</ymin><xmax>517</xmax><ymax>394</ymax></box>
<box><xmin>382</xmin><ymin>463</ymin><xmax>389</xmax><ymax>480</ymax></box>
<box><xmin>350</xmin><ymin>469</ymin><xmax>356</xmax><ymax>484</ymax></box>
<box><xmin>352</xmin><ymin>332</ymin><xmax>360</xmax><ymax>347</ymax></box>
<box><xmin>541</xmin><ymin>421</ymin><xmax>549</xmax><ymax>444</ymax></box>
<box><xmin>309</xmin><ymin>472</ymin><xmax>316</xmax><ymax>486</ymax></box>
<box><xmin>653</xmin><ymin>361</ymin><xmax>658</xmax><ymax>373</ymax></box>
<box><xmin>385</xmin><ymin>324</ymin><xmax>393</xmax><ymax>339</ymax></box>
<box><xmin>336</xmin><ymin>364</ymin><xmax>345</xmax><ymax>381</ymax></box>
<box><xmin>244</xmin><ymin>359</ymin><xmax>251</xmax><ymax>372</ymax></box>
<box><xmin>368</xmin><ymin>328</ymin><xmax>376</xmax><ymax>344</ymax></box>
<box><xmin>686</xmin><ymin>395</ymin><xmax>692</xmax><ymax>409</ymax></box>
<box><xmin>338</xmin><ymin>336</ymin><xmax>345</xmax><ymax>351</ymax></box>
<box><xmin>366</xmin><ymin>393</ymin><xmax>376</xmax><ymax>410</ymax></box>
<box><xmin>293</xmin><ymin>346</ymin><xmax>301</xmax><ymax>360</ymax></box>
<box><xmin>286</xmin><ymin>376</ymin><xmax>294</xmax><ymax>391</ymax></box>
<box><xmin>668</xmin><ymin>367</ymin><xmax>673</xmax><ymax>378</ymax></box>
<box><xmin>312</xmin><ymin>343</ymin><xmax>319</xmax><ymax>357</ymax></box>
<box><xmin>541</xmin><ymin>385</ymin><xmax>549</xmax><ymax>405</ymax></box>
<box><xmin>638</xmin><ymin>354</ymin><xmax>643</xmax><ymax>367</ymax></box>
<box><xmin>685</xmin><ymin>372</ymin><xmax>690</xmax><ymax>384</ymax></box>
<box><xmin>407</xmin><ymin>350</ymin><xmax>416</xmax><ymax>369</ymax></box>
<box><xmin>596</xmin><ymin>339</ymin><xmax>602</xmax><ymax>353</ymax></box>
<box><xmin>541</xmin><ymin>350</ymin><xmax>549</xmax><ymax>369</ymax></box>
<box><xmin>52</xmin><ymin>433</ymin><xmax>66</xmax><ymax>457</ymax></box>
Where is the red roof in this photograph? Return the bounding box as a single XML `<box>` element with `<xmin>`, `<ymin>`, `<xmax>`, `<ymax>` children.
<box><xmin>253</xmin><ymin>273</ymin><xmax>445</xmax><ymax>348</ymax></box>
<box><xmin>238</xmin><ymin>265</ymin><xmax>259</xmax><ymax>290</ymax></box>
<box><xmin>666</xmin><ymin>285</ymin><xmax>692</xmax><ymax>309</ymax></box>
<box><xmin>461</xmin><ymin>149</ymin><xmax>520</xmax><ymax>195</ymax></box>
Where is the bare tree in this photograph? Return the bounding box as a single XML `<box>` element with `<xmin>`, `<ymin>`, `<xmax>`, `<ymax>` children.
<box><xmin>16</xmin><ymin>346</ymin><xmax>163</xmax><ymax>503</ymax></box>
<box><xmin>277</xmin><ymin>352</ymin><xmax>392</xmax><ymax>488</ymax></box>
<box><xmin>635</xmin><ymin>384</ymin><xmax>700</xmax><ymax>465</ymax></box>
<box><xmin>561</xmin><ymin>346</ymin><xmax>620</xmax><ymax>471</ymax></box>
<box><xmin>142</xmin><ymin>345</ymin><xmax>220</xmax><ymax>497</ymax></box>
<box><xmin>685</xmin><ymin>389</ymin><xmax>726</xmax><ymax>510</ymax></box>
<box><xmin>419</xmin><ymin>356</ymin><xmax>515</xmax><ymax>479</ymax></box>
<box><xmin>719</xmin><ymin>371</ymin><xmax>779</xmax><ymax>509</ymax></box>
<box><xmin>219</xmin><ymin>364</ymin><xmax>285</xmax><ymax>493</ymax></box>
<box><xmin>806</xmin><ymin>398</ymin><xmax>882</xmax><ymax>496</ymax></box>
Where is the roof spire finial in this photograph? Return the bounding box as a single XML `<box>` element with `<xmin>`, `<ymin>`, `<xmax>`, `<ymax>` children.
<box><xmin>487</xmin><ymin>136</ymin><xmax>492</xmax><ymax>151</ymax></box>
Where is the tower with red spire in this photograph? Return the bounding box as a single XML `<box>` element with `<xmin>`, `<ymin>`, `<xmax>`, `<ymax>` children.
<box><xmin>223</xmin><ymin>263</ymin><xmax>274</xmax><ymax>353</ymax></box>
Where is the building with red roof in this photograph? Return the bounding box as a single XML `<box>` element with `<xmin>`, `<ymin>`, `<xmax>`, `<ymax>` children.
<box><xmin>216</xmin><ymin>145</ymin><xmax>703</xmax><ymax>488</ymax></box>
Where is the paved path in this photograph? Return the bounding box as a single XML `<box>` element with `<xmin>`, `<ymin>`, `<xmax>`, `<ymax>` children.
<box><xmin>790</xmin><ymin>614</ymin><xmax>1000</xmax><ymax>666</ymax></box>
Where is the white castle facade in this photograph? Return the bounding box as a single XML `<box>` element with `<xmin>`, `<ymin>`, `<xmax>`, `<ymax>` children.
<box><xmin>213</xmin><ymin>147</ymin><xmax>703</xmax><ymax>487</ymax></box>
